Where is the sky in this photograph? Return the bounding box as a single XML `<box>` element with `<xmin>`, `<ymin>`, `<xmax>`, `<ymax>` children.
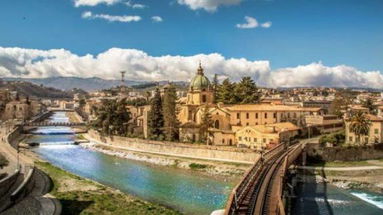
<box><xmin>0</xmin><ymin>0</ymin><xmax>383</xmax><ymax>88</ymax></box>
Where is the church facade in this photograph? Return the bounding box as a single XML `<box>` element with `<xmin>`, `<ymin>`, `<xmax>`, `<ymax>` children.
<box><xmin>177</xmin><ymin>64</ymin><xmax>323</xmax><ymax>148</ymax></box>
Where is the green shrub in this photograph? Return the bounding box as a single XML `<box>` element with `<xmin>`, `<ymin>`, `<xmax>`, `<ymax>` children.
<box><xmin>189</xmin><ymin>163</ymin><xmax>208</xmax><ymax>169</ymax></box>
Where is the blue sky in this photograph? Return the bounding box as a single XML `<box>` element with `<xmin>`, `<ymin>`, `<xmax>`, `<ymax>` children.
<box><xmin>0</xmin><ymin>0</ymin><xmax>382</xmax><ymax>88</ymax></box>
<box><xmin>1</xmin><ymin>0</ymin><xmax>382</xmax><ymax>71</ymax></box>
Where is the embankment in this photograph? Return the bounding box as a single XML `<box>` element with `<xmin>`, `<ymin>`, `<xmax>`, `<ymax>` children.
<box><xmin>86</xmin><ymin>129</ymin><xmax>259</xmax><ymax>164</ymax></box>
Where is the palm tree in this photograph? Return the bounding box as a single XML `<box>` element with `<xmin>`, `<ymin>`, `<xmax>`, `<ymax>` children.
<box><xmin>349</xmin><ymin>111</ymin><xmax>371</xmax><ymax>145</ymax></box>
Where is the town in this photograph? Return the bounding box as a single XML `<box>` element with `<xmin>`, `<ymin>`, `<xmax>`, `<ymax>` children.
<box><xmin>1</xmin><ymin>0</ymin><xmax>383</xmax><ymax>214</ymax></box>
<box><xmin>1</xmin><ymin>63</ymin><xmax>383</xmax><ymax>214</ymax></box>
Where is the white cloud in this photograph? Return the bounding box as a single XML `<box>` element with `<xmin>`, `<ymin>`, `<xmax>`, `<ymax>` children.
<box><xmin>81</xmin><ymin>11</ymin><xmax>141</xmax><ymax>22</ymax></box>
<box><xmin>74</xmin><ymin>0</ymin><xmax>120</xmax><ymax>7</ymax></box>
<box><xmin>236</xmin><ymin>16</ymin><xmax>272</xmax><ymax>29</ymax></box>
<box><xmin>151</xmin><ymin>16</ymin><xmax>163</xmax><ymax>22</ymax></box>
<box><xmin>125</xmin><ymin>1</ymin><xmax>146</xmax><ymax>9</ymax></box>
<box><xmin>261</xmin><ymin>21</ymin><xmax>272</xmax><ymax>28</ymax></box>
<box><xmin>0</xmin><ymin>47</ymin><xmax>382</xmax><ymax>89</ymax></box>
<box><xmin>177</xmin><ymin>0</ymin><xmax>241</xmax><ymax>12</ymax></box>
<box><xmin>269</xmin><ymin>62</ymin><xmax>383</xmax><ymax>88</ymax></box>
<box><xmin>236</xmin><ymin>16</ymin><xmax>258</xmax><ymax>29</ymax></box>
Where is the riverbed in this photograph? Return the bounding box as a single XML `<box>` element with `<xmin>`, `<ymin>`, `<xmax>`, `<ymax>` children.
<box><xmin>27</xmin><ymin>112</ymin><xmax>235</xmax><ymax>215</ymax></box>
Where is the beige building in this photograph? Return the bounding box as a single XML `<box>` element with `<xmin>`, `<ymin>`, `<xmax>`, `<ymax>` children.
<box><xmin>345</xmin><ymin>114</ymin><xmax>383</xmax><ymax>145</ymax></box>
<box><xmin>235</xmin><ymin>122</ymin><xmax>299</xmax><ymax>150</ymax></box>
<box><xmin>305</xmin><ymin>114</ymin><xmax>344</xmax><ymax>134</ymax></box>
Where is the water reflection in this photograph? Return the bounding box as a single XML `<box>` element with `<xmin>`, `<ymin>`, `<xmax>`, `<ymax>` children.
<box><xmin>30</xmin><ymin>112</ymin><xmax>234</xmax><ymax>215</ymax></box>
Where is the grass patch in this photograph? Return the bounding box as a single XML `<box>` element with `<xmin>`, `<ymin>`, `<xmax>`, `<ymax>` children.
<box><xmin>76</xmin><ymin>134</ymin><xmax>86</xmax><ymax>140</ymax></box>
<box><xmin>310</xmin><ymin>160</ymin><xmax>371</xmax><ymax>167</ymax></box>
<box><xmin>36</xmin><ymin>161</ymin><xmax>181</xmax><ymax>215</ymax></box>
<box><xmin>0</xmin><ymin>153</ymin><xmax>9</xmax><ymax>168</ymax></box>
<box><xmin>189</xmin><ymin>163</ymin><xmax>208</xmax><ymax>169</ymax></box>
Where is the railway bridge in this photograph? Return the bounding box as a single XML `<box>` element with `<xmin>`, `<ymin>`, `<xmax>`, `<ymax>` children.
<box><xmin>224</xmin><ymin>141</ymin><xmax>306</xmax><ymax>215</ymax></box>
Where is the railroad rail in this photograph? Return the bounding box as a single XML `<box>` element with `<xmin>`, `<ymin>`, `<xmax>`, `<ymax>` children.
<box><xmin>225</xmin><ymin>143</ymin><xmax>286</xmax><ymax>215</ymax></box>
<box><xmin>225</xmin><ymin>142</ymin><xmax>305</xmax><ymax>215</ymax></box>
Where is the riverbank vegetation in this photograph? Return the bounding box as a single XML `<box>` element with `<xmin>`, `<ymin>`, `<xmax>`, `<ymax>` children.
<box><xmin>309</xmin><ymin>160</ymin><xmax>371</xmax><ymax>167</ymax></box>
<box><xmin>36</xmin><ymin>161</ymin><xmax>181</xmax><ymax>215</ymax></box>
<box><xmin>319</xmin><ymin>130</ymin><xmax>345</xmax><ymax>147</ymax></box>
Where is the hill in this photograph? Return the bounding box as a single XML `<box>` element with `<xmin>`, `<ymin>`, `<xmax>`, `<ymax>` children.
<box><xmin>0</xmin><ymin>81</ymin><xmax>72</xmax><ymax>99</ymax></box>
<box><xmin>3</xmin><ymin>77</ymin><xmax>143</xmax><ymax>91</ymax></box>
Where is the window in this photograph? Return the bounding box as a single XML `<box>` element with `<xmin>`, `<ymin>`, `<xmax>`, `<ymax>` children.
<box><xmin>222</xmin><ymin>139</ymin><xmax>225</xmax><ymax>144</ymax></box>
<box><xmin>265</xmin><ymin>113</ymin><xmax>267</xmax><ymax>119</ymax></box>
<box><xmin>202</xmin><ymin>95</ymin><xmax>207</xmax><ymax>103</ymax></box>
<box><xmin>237</xmin><ymin>113</ymin><xmax>240</xmax><ymax>119</ymax></box>
<box><xmin>263</xmin><ymin>138</ymin><xmax>266</xmax><ymax>143</ymax></box>
<box><xmin>375</xmin><ymin>129</ymin><xmax>379</xmax><ymax>134</ymax></box>
<box><xmin>214</xmin><ymin>120</ymin><xmax>220</xmax><ymax>129</ymax></box>
<box><xmin>273</xmin><ymin>113</ymin><xmax>277</xmax><ymax>119</ymax></box>
<box><xmin>239</xmin><ymin>137</ymin><xmax>242</xmax><ymax>141</ymax></box>
<box><xmin>255</xmin><ymin>113</ymin><xmax>258</xmax><ymax>119</ymax></box>
<box><xmin>246</xmin><ymin>113</ymin><xmax>249</xmax><ymax>119</ymax></box>
<box><xmin>254</xmin><ymin>138</ymin><xmax>257</xmax><ymax>142</ymax></box>
<box><xmin>293</xmin><ymin>113</ymin><xmax>297</xmax><ymax>118</ymax></box>
<box><xmin>246</xmin><ymin>122</ymin><xmax>249</xmax><ymax>126</ymax></box>
<box><xmin>229</xmin><ymin>139</ymin><xmax>233</xmax><ymax>145</ymax></box>
<box><xmin>349</xmin><ymin>136</ymin><xmax>353</xmax><ymax>142</ymax></box>
<box><xmin>365</xmin><ymin>137</ymin><xmax>369</xmax><ymax>144</ymax></box>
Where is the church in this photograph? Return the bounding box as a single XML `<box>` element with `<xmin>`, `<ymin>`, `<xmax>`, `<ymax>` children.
<box><xmin>177</xmin><ymin>64</ymin><xmax>322</xmax><ymax>148</ymax></box>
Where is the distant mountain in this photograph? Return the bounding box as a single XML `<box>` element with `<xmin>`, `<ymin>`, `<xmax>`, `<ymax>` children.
<box><xmin>3</xmin><ymin>77</ymin><xmax>144</xmax><ymax>91</ymax></box>
<box><xmin>0</xmin><ymin>81</ymin><xmax>72</xmax><ymax>99</ymax></box>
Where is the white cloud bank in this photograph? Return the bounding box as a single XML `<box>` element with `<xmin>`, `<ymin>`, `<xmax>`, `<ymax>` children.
<box><xmin>0</xmin><ymin>47</ymin><xmax>382</xmax><ymax>88</ymax></box>
<box><xmin>74</xmin><ymin>0</ymin><xmax>120</xmax><ymax>7</ymax></box>
<box><xmin>236</xmin><ymin>16</ymin><xmax>272</xmax><ymax>29</ymax></box>
<box><xmin>177</xmin><ymin>0</ymin><xmax>242</xmax><ymax>12</ymax></box>
<box><xmin>82</xmin><ymin>11</ymin><xmax>141</xmax><ymax>22</ymax></box>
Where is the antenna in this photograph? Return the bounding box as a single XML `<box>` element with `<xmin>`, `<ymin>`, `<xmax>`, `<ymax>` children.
<box><xmin>120</xmin><ymin>71</ymin><xmax>126</xmax><ymax>86</ymax></box>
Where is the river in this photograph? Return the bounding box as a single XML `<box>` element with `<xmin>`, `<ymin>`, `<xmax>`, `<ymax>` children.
<box><xmin>27</xmin><ymin>112</ymin><xmax>234</xmax><ymax>215</ymax></box>
<box><xmin>28</xmin><ymin>112</ymin><xmax>383</xmax><ymax>215</ymax></box>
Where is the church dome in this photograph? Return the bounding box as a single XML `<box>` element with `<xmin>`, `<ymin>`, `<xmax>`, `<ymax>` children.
<box><xmin>189</xmin><ymin>63</ymin><xmax>210</xmax><ymax>91</ymax></box>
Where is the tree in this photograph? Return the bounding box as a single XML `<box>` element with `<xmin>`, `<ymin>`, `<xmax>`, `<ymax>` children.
<box><xmin>147</xmin><ymin>88</ymin><xmax>164</xmax><ymax>140</ymax></box>
<box><xmin>199</xmin><ymin>105</ymin><xmax>213</xmax><ymax>143</ymax></box>
<box><xmin>79</xmin><ymin>98</ymin><xmax>86</xmax><ymax>108</ymax></box>
<box><xmin>349</xmin><ymin>111</ymin><xmax>371</xmax><ymax>145</ymax></box>
<box><xmin>162</xmin><ymin>84</ymin><xmax>179</xmax><ymax>141</ymax></box>
<box><xmin>92</xmin><ymin>98</ymin><xmax>131</xmax><ymax>136</ymax></box>
<box><xmin>330</xmin><ymin>91</ymin><xmax>353</xmax><ymax>117</ymax></box>
<box><xmin>234</xmin><ymin>77</ymin><xmax>260</xmax><ymax>104</ymax></box>
<box><xmin>362</xmin><ymin>97</ymin><xmax>376</xmax><ymax>114</ymax></box>
<box><xmin>216</xmin><ymin>78</ymin><xmax>235</xmax><ymax>104</ymax></box>
<box><xmin>212</xmin><ymin>74</ymin><xmax>219</xmax><ymax>103</ymax></box>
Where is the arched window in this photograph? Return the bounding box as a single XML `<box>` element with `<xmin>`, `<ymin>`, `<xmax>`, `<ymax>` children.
<box><xmin>202</xmin><ymin>95</ymin><xmax>207</xmax><ymax>103</ymax></box>
<box><xmin>214</xmin><ymin>120</ymin><xmax>220</xmax><ymax>129</ymax></box>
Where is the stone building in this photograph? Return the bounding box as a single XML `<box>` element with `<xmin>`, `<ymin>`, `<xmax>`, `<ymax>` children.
<box><xmin>235</xmin><ymin>122</ymin><xmax>299</xmax><ymax>150</ymax></box>
<box><xmin>345</xmin><ymin>114</ymin><xmax>383</xmax><ymax>145</ymax></box>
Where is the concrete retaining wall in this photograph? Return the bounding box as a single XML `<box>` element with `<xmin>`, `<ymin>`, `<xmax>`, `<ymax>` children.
<box><xmin>0</xmin><ymin>170</ymin><xmax>20</xmax><ymax>199</ymax></box>
<box><xmin>88</xmin><ymin>130</ymin><xmax>259</xmax><ymax>163</ymax></box>
<box><xmin>307</xmin><ymin>143</ymin><xmax>383</xmax><ymax>161</ymax></box>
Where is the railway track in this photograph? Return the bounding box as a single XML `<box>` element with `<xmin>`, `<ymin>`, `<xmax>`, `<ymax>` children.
<box><xmin>225</xmin><ymin>143</ymin><xmax>304</xmax><ymax>215</ymax></box>
<box><xmin>225</xmin><ymin>144</ymin><xmax>286</xmax><ymax>215</ymax></box>
<box><xmin>254</xmin><ymin>144</ymin><xmax>301</xmax><ymax>215</ymax></box>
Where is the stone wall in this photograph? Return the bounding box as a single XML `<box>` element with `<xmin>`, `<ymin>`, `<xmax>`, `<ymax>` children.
<box><xmin>307</xmin><ymin>143</ymin><xmax>383</xmax><ymax>162</ymax></box>
<box><xmin>87</xmin><ymin>130</ymin><xmax>259</xmax><ymax>163</ymax></box>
